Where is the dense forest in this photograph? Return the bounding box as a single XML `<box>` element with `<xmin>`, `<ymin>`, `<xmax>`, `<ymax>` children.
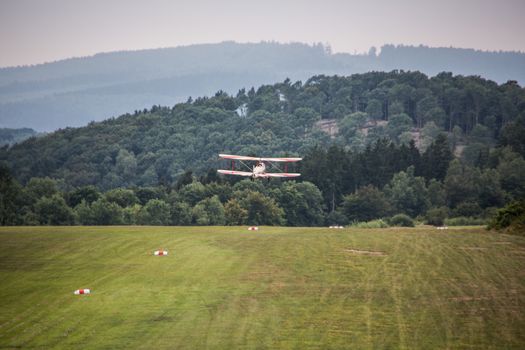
<box><xmin>1</xmin><ymin>71</ymin><xmax>524</xmax><ymax>228</ymax></box>
<box><xmin>1</xmin><ymin>42</ymin><xmax>524</xmax><ymax>131</ymax></box>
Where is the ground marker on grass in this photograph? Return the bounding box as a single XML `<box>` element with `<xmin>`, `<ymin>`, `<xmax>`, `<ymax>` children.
<box><xmin>329</xmin><ymin>225</ymin><xmax>344</xmax><ymax>229</ymax></box>
<box><xmin>436</xmin><ymin>226</ymin><xmax>449</xmax><ymax>230</ymax></box>
<box><xmin>248</xmin><ymin>226</ymin><xmax>259</xmax><ymax>231</ymax></box>
<box><xmin>154</xmin><ymin>250</ymin><xmax>168</xmax><ymax>256</ymax></box>
<box><xmin>74</xmin><ymin>289</ymin><xmax>90</xmax><ymax>295</ymax></box>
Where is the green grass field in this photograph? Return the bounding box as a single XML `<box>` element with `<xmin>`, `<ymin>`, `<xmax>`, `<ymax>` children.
<box><xmin>0</xmin><ymin>226</ymin><xmax>524</xmax><ymax>349</ymax></box>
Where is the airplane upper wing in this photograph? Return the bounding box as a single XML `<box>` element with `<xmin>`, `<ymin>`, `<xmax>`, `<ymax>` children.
<box><xmin>219</xmin><ymin>154</ymin><xmax>302</xmax><ymax>162</ymax></box>
<box><xmin>217</xmin><ymin>169</ymin><xmax>253</xmax><ymax>177</ymax></box>
<box><xmin>219</xmin><ymin>154</ymin><xmax>260</xmax><ymax>161</ymax></box>
<box><xmin>259</xmin><ymin>157</ymin><xmax>302</xmax><ymax>163</ymax></box>
<box><xmin>258</xmin><ymin>173</ymin><xmax>301</xmax><ymax>178</ymax></box>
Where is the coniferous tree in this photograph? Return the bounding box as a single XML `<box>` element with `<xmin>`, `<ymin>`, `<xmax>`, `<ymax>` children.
<box><xmin>421</xmin><ymin>134</ymin><xmax>453</xmax><ymax>181</ymax></box>
<box><xmin>0</xmin><ymin>164</ymin><xmax>22</xmax><ymax>225</ymax></box>
<box><xmin>341</xmin><ymin>185</ymin><xmax>391</xmax><ymax>222</ymax></box>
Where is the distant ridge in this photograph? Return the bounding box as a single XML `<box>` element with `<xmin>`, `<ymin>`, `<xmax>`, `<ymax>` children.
<box><xmin>0</xmin><ymin>41</ymin><xmax>523</xmax><ymax>131</ymax></box>
<box><xmin>0</xmin><ymin>127</ymin><xmax>38</xmax><ymax>146</ymax></box>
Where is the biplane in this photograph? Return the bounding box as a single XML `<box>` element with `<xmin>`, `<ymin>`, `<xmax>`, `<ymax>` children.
<box><xmin>217</xmin><ymin>154</ymin><xmax>302</xmax><ymax>179</ymax></box>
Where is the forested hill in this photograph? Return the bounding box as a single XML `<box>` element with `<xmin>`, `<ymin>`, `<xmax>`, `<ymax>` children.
<box><xmin>1</xmin><ymin>42</ymin><xmax>524</xmax><ymax>131</ymax></box>
<box><xmin>1</xmin><ymin>71</ymin><xmax>524</xmax><ymax>192</ymax></box>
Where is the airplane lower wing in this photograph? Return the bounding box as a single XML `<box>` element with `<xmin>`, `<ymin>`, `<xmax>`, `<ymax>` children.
<box><xmin>258</xmin><ymin>173</ymin><xmax>301</xmax><ymax>178</ymax></box>
<box><xmin>217</xmin><ymin>169</ymin><xmax>301</xmax><ymax>178</ymax></box>
<box><xmin>219</xmin><ymin>154</ymin><xmax>302</xmax><ymax>162</ymax></box>
<box><xmin>217</xmin><ymin>169</ymin><xmax>253</xmax><ymax>177</ymax></box>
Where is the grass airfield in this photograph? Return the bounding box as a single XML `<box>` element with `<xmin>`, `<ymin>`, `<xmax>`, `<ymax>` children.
<box><xmin>0</xmin><ymin>226</ymin><xmax>524</xmax><ymax>349</ymax></box>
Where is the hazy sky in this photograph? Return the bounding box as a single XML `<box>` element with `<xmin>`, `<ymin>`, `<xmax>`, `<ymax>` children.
<box><xmin>0</xmin><ymin>0</ymin><xmax>524</xmax><ymax>67</ymax></box>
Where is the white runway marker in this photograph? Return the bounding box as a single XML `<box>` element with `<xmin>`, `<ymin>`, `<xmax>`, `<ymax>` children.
<box><xmin>74</xmin><ymin>289</ymin><xmax>90</xmax><ymax>295</ymax></box>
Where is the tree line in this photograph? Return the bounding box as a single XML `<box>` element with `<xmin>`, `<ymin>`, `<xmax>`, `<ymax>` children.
<box><xmin>301</xmin><ymin>136</ymin><xmax>524</xmax><ymax>226</ymax></box>
<box><xmin>2</xmin><ymin>132</ymin><xmax>524</xmax><ymax>227</ymax></box>
<box><xmin>0</xmin><ymin>165</ymin><xmax>323</xmax><ymax>226</ymax></box>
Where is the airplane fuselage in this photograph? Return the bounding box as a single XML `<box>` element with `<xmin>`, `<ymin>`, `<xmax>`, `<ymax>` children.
<box><xmin>252</xmin><ymin>162</ymin><xmax>266</xmax><ymax>177</ymax></box>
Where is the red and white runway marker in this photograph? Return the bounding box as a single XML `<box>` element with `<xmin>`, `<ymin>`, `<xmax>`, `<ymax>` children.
<box><xmin>248</xmin><ymin>226</ymin><xmax>259</xmax><ymax>231</ymax></box>
<box><xmin>74</xmin><ymin>289</ymin><xmax>90</xmax><ymax>295</ymax></box>
<box><xmin>154</xmin><ymin>250</ymin><xmax>168</xmax><ymax>256</ymax></box>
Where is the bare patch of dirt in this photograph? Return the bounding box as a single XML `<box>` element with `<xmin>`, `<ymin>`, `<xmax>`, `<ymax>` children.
<box><xmin>315</xmin><ymin>119</ymin><xmax>339</xmax><ymax>137</ymax></box>
<box><xmin>410</xmin><ymin>129</ymin><xmax>422</xmax><ymax>148</ymax></box>
<box><xmin>455</xmin><ymin>144</ymin><xmax>466</xmax><ymax>157</ymax></box>
<box><xmin>344</xmin><ymin>249</ymin><xmax>386</xmax><ymax>256</ymax></box>
<box><xmin>151</xmin><ymin>315</ymin><xmax>175</xmax><ymax>322</ymax></box>
<box><xmin>268</xmin><ymin>280</ymin><xmax>287</xmax><ymax>294</ymax></box>
<box><xmin>449</xmin><ymin>296</ymin><xmax>490</xmax><ymax>302</ymax></box>
<box><xmin>510</xmin><ymin>249</ymin><xmax>525</xmax><ymax>255</ymax></box>
<box><xmin>459</xmin><ymin>247</ymin><xmax>487</xmax><ymax>251</ymax></box>
<box><xmin>241</xmin><ymin>263</ymin><xmax>290</xmax><ymax>296</ymax></box>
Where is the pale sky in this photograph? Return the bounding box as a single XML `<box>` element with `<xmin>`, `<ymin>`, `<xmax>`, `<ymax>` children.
<box><xmin>0</xmin><ymin>0</ymin><xmax>524</xmax><ymax>67</ymax></box>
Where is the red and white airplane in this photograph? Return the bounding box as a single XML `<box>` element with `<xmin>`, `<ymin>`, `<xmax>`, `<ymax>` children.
<box><xmin>217</xmin><ymin>154</ymin><xmax>302</xmax><ymax>179</ymax></box>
